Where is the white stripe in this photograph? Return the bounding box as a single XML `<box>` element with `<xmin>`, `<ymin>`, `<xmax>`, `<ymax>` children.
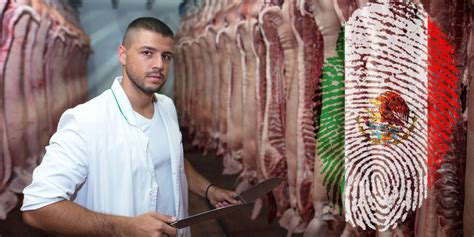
<box><xmin>344</xmin><ymin>1</ymin><xmax>428</xmax><ymax>230</ymax></box>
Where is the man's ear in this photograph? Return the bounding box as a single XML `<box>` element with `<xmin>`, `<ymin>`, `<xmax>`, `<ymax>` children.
<box><xmin>118</xmin><ymin>45</ymin><xmax>127</xmax><ymax>66</ymax></box>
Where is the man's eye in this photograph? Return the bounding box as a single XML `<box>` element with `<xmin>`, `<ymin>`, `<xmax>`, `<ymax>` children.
<box><xmin>162</xmin><ymin>54</ymin><xmax>172</xmax><ymax>61</ymax></box>
<box><xmin>142</xmin><ymin>51</ymin><xmax>152</xmax><ymax>56</ymax></box>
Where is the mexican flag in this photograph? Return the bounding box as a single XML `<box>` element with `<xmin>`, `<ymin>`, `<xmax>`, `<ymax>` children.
<box><xmin>341</xmin><ymin>1</ymin><xmax>460</xmax><ymax>231</ymax></box>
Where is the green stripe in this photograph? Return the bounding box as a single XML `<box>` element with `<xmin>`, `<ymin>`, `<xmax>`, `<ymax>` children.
<box><xmin>316</xmin><ymin>27</ymin><xmax>345</xmax><ymax>213</ymax></box>
<box><xmin>111</xmin><ymin>89</ymin><xmax>129</xmax><ymax>122</ymax></box>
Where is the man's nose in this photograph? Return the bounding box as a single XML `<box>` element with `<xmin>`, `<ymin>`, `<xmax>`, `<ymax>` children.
<box><xmin>152</xmin><ymin>54</ymin><xmax>164</xmax><ymax>70</ymax></box>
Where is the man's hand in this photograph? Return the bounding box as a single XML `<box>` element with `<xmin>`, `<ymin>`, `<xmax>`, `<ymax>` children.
<box><xmin>127</xmin><ymin>212</ymin><xmax>177</xmax><ymax>237</ymax></box>
<box><xmin>183</xmin><ymin>159</ymin><xmax>241</xmax><ymax>208</ymax></box>
<box><xmin>207</xmin><ymin>186</ymin><xmax>241</xmax><ymax>208</ymax></box>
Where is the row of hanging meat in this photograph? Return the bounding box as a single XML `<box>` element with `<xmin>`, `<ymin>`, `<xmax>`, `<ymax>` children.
<box><xmin>0</xmin><ymin>0</ymin><xmax>90</xmax><ymax>219</ymax></box>
<box><xmin>174</xmin><ymin>0</ymin><xmax>473</xmax><ymax>236</ymax></box>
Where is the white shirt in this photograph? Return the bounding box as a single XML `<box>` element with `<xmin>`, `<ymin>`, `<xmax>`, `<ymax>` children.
<box><xmin>22</xmin><ymin>77</ymin><xmax>190</xmax><ymax>236</ymax></box>
<box><xmin>134</xmin><ymin>103</ymin><xmax>175</xmax><ymax>216</ymax></box>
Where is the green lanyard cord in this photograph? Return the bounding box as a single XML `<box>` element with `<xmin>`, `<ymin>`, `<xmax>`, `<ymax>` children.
<box><xmin>111</xmin><ymin>89</ymin><xmax>129</xmax><ymax>122</ymax></box>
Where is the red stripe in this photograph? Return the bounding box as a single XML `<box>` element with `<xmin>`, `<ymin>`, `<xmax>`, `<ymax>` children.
<box><xmin>427</xmin><ymin>102</ymin><xmax>457</xmax><ymax>131</ymax></box>
<box><xmin>427</xmin><ymin>17</ymin><xmax>461</xmax><ymax>187</ymax></box>
<box><xmin>428</xmin><ymin>49</ymin><xmax>459</xmax><ymax>82</ymax></box>
<box><xmin>427</xmin><ymin>79</ymin><xmax>460</xmax><ymax>120</ymax></box>
<box><xmin>427</xmin><ymin>72</ymin><xmax>460</xmax><ymax>115</ymax></box>
<box><xmin>427</xmin><ymin>100</ymin><xmax>457</xmax><ymax>130</ymax></box>
<box><xmin>427</xmin><ymin>115</ymin><xmax>450</xmax><ymax>141</ymax></box>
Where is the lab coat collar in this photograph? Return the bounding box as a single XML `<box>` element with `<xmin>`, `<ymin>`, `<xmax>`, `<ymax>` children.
<box><xmin>110</xmin><ymin>76</ymin><xmax>159</xmax><ymax>127</ymax></box>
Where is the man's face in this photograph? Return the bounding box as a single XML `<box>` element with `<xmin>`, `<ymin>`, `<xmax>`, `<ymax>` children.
<box><xmin>119</xmin><ymin>29</ymin><xmax>174</xmax><ymax>94</ymax></box>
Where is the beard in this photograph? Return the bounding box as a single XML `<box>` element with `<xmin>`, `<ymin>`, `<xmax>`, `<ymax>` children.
<box><xmin>125</xmin><ymin>65</ymin><xmax>165</xmax><ymax>94</ymax></box>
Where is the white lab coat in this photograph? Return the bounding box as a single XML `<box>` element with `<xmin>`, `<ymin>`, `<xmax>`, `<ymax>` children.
<box><xmin>22</xmin><ymin>77</ymin><xmax>190</xmax><ymax>236</ymax></box>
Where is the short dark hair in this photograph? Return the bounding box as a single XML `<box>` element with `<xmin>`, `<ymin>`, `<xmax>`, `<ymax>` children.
<box><xmin>122</xmin><ymin>17</ymin><xmax>174</xmax><ymax>47</ymax></box>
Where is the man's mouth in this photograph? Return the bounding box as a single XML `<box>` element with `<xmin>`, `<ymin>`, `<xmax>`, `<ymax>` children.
<box><xmin>147</xmin><ymin>74</ymin><xmax>162</xmax><ymax>79</ymax></box>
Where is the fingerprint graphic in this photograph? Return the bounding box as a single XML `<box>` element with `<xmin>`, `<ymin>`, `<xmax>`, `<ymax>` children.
<box><xmin>344</xmin><ymin>2</ymin><xmax>428</xmax><ymax>230</ymax></box>
<box><xmin>317</xmin><ymin>28</ymin><xmax>345</xmax><ymax>213</ymax></box>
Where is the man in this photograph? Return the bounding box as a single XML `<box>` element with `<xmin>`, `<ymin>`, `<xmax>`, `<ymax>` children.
<box><xmin>21</xmin><ymin>17</ymin><xmax>238</xmax><ymax>237</ymax></box>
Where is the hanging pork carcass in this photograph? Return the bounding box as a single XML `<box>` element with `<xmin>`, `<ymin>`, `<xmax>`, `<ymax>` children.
<box><xmin>223</xmin><ymin>1</ymin><xmax>246</xmax><ymax>174</ymax></box>
<box><xmin>285</xmin><ymin>0</ymin><xmax>324</xmax><ymax>233</ymax></box>
<box><xmin>30</xmin><ymin>4</ymin><xmax>51</xmax><ymax>162</ymax></box>
<box><xmin>258</xmin><ymin>0</ymin><xmax>291</xmax><ymax>220</ymax></box>
<box><xmin>0</xmin><ymin>0</ymin><xmax>90</xmax><ymax>220</ymax></box>
<box><xmin>215</xmin><ymin>7</ymin><xmax>231</xmax><ymax>157</ymax></box>
<box><xmin>233</xmin><ymin>0</ymin><xmax>268</xmax><ymax>220</ymax></box>
<box><xmin>465</xmin><ymin>11</ymin><xmax>474</xmax><ymax>236</ymax></box>
<box><xmin>197</xmin><ymin>33</ymin><xmax>214</xmax><ymax>151</ymax></box>
<box><xmin>414</xmin><ymin>0</ymin><xmax>471</xmax><ymax>235</ymax></box>
<box><xmin>206</xmin><ymin>25</ymin><xmax>221</xmax><ymax>151</ymax></box>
